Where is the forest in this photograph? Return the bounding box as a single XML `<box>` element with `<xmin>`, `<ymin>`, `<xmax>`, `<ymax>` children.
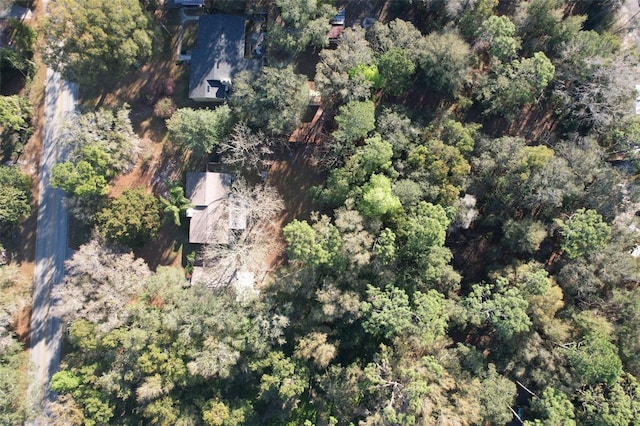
<box><xmin>3</xmin><ymin>0</ymin><xmax>640</xmax><ymax>424</ymax></box>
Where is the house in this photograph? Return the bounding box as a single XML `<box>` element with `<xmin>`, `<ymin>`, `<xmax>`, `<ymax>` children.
<box><xmin>185</xmin><ymin>172</ymin><xmax>234</xmax><ymax>244</ymax></box>
<box><xmin>0</xmin><ymin>4</ymin><xmax>32</xmax><ymax>21</ymax></box>
<box><xmin>0</xmin><ymin>3</ymin><xmax>32</xmax><ymax>48</ymax></box>
<box><xmin>188</xmin><ymin>14</ymin><xmax>261</xmax><ymax>102</ymax></box>
<box><xmin>173</xmin><ymin>0</ymin><xmax>204</xmax><ymax>7</ymax></box>
<box><xmin>185</xmin><ymin>171</ymin><xmax>249</xmax><ymax>244</ymax></box>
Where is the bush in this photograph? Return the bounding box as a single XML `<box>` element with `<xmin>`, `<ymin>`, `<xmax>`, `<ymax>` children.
<box><xmin>154</xmin><ymin>97</ymin><xmax>176</xmax><ymax>119</ymax></box>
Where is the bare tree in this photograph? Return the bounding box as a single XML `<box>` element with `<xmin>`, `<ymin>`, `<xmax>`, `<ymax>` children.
<box><xmin>559</xmin><ymin>55</ymin><xmax>636</xmax><ymax>131</ymax></box>
<box><xmin>230</xmin><ymin>179</ymin><xmax>284</xmax><ymax>224</ymax></box>
<box><xmin>198</xmin><ymin>181</ymin><xmax>284</xmax><ymax>288</ymax></box>
<box><xmin>51</xmin><ymin>239</ymin><xmax>151</xmax><ymax>335</ymax></box>
<box><xmin>42</xmin><ymin>394</ymin><xmax>83</xmax><ymax>426</ymax></box>
<box><xmin>0</xmin><ymin>264</ymin><xmax>29</xmax><ymax>355</ymax></box>
<box><xmin>554</xmin><ymin>30</ymin><xmax>638</xmax><ymax>132</ymax></box>
<box><xmin>218</xmin><ymin>123</ymin><xmax>274</xmax><ymax>172</ymax></box>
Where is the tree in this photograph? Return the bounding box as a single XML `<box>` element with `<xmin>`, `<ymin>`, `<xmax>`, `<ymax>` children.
<box><xmin>395</xmin><ymin>202</ymin><xmax>461</xmax><ymax>294</ymax></box>
<box><xmin>0</xmin><ymin>95</ymin><xmax>31</xmax><ymax>134</ymax></box>
<box><xmin>526</xmin><ymin>387</ymin><xmax>576</xmax><ymax>426</ymax></box>
<box><xmin>333</xmin><ymin>100</ymin><xmax>376</xmax><ymax>144</ymax></box>
<box><xmin>269</xmin><ymin>0</ymin><xmax>334</xmax><ymax>54</ymax></box>
<box><xmin>412</xmin><ymin>289</ymin><xmax>449</xmax><ymax>345</ymax></box>
<box><xmin>576</xmin><ymin>376</ymin><xmax>640</xmax><ymax>426</ymax></box>
<box><xmin>315</xmin><ymin>134</ymin><xmax>395</xmax><ymax>208</ymax></box>
<box><xmin>0</xmin><ymin>264</ymin><xmax>30</xmax><ymax>425</ymax></box>
<box><xmin>218</xmin><ymin>123</ymin><xmax>274</xmax><ymax>172</ymax></box>
<box><xmin>568</xmin><ymin>332</ymin><xmax>622</xmax><ymax>386</ymax></box>
<box><xmin>51</xmin><ymin>160</ymin><xmax>109</xmax><ymax>198</ymax></box>
<box><xmin>42</xmin><ymin>0</ymin><xmax>156</xmax><ymax>86</ymax></box>
<box><xmin>405</xmin><ymin>137</ymin><xmax>471</xmax><ymax>206</ymax></box>
<box><xmin>515</xmin><ymin>0</ymin><xmax>585</xmax><ymax>57</ymax></box>
<box><xmin>458</xmin><ymin>0</ymin><xmax>498</xmax><ymax>37</ymax></box>
<box><xmin>377</xmin><ymin>47</ymin><xmax>416</xmax><ymax>96</ymax></box>
<box><xmin>463</xmin><ymin>277</ymin><xmax>532</xmax><ymax>340</ymax></box>
<box><xmin>553</xmin><ymin>30</ymin><xmax>633</xmax><ymax>132</ymax></box>
<box><xmin>7</xmin><ymin>17</ymin><xmax>37</xmax><ymax>56</ymax></box>
<box><xmin>0</xmin><ymin>165</ymin><xmax>31</xmax><ymax>228</ymax></box>
<box><xmin>0</xmin><ymin>95</ymin><xmax>32</xmax><ymax>160</ymax></box>
<box><xmin>399</xmin><ymin>201</ymin><xmax>450</xmax><ymax>251</ymax></box>
<box><xmin>367</xmin><ymin>19</ymin><xmax>424</xmax><ymax>61</ymax></box>
<box><xmin>294</xmin><ymin>332</ymin><xmax>337</xmax><ymax>369</ymax></box>
<box><xmin>360</xmin><ymin>284</ymin><xmax>413</xmax><ymax>340</ymax></box>
<box><xmin>166</xmin><ymin>105</ymin><xmax>233</xmax><ymax>155</ymax></box>
<box><xmin>64</xmin><ymin>107</ymin><xmax>141</xmax><ymax>176</ymax></box>
<box><xmin>230</xmin><ymin>66</ymin><xmax>309</xmax><ymax>136</ymax></box>
<box><xmin>470</xmin><ymin>136</ymin><xmax>585</xmax><ymax>222</ymax></box>
<box><xmin>360</xmin><ymin>285</ymin><xmax>450</xmax><ymax>345</ymax></box>
<box><xmin>199</xmin><ymin>182</ymin><xmax>284</xmax><ymax>287</ymax></box>
<box><xmin>348</xmin><ymin>63</ymin><xmax>382</xmax><ymax>90</ymax></box>
<box><xmin>608</xmin><ymin>288</ymin><xmax>640</xmax><ymax>377</ymax></box>
<box><xmin>153</xmin><ymin>97</ymin><xmax>176</xmax><ymax>119</ymax></box>
<box><xmin>283</xmin><ymin>219</ymin><xmax>340</xmax><ymax>267</ymax></box>
<box><xmin>52</xmin><ymin>239</ymin><xmax>151</xmax><ymax>334</ymax></box>
<box><xmin>556</xmin><ymin>208</ymin><xmax>610</xmax><ymax>259</ymax></box>
<box><xmin>475</xmin><ymin>15</ymin><xmax>521</xmax><ymax>61</ymax></box>
<box><xmin>479</xmin><ymin>364</ymin><xmax>517</xmax><ymax>425</ymax></box>
<box><xmin>250</xmin><ymin>351</ymin><xmax>308</xmax><ymax>412</ymax></box>
<box><xmin>502</xmin><ymin>218</ymin><xmax>547</xmax><ymax>254</ymax></box>
<box><xmin>417</xmin><ymin>30</ymin><xmax>472</xmax><ymax>96</ymax></box>
<box><xmin>315</xmin><ymin>27</ymin><xmax>375</xmax><ymax>104</ymax></box>
<box><xmin>570</xmin><ymin>0</ymin><xmax>622</xmax><ymax>32</ymax></box>
<box><xmin>562</xmin><ymin>54</ymin><xmax>635</xmax><ymax>132</ymax></box>
<box><xmin>360</xmin><ymin>345</ymin><xmax>483</xmax><ymax>425</ymax></box>
<box><xmin>477</xmin><ymin>52</ymin><xmax>555</xmax><ymax>118</ymax></box>
<box><xmin>51</xmin><ymin>106</ymin><xmax>141</xmax><ymax>218</ymax></box>
<box><xmin>50</xmin><ymin>265</ymin><xmax>279</xmax><ymax>425</ymax></box>
<box><xmin>95</xmin><ymin>187</ymin><xmax>161</xmax><ymax>249</ymax></box>
<box><xmin>0</xmin><ymin>45</ymin><xmax>35</xmax><ymax>81</ymax></box>
<box><xmin>358</xmin><ymin>174</ymin><xmax>402</xmax><ymax>218</ymax></box>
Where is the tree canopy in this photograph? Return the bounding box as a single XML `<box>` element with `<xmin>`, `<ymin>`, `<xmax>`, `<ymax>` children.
<box><xmin>42</xmin><ymin>3</ymin><xmax>640</xmax><ymax>426</ymax></box>
<box><xmin>43</xmin><ymin>0</ymin><xmax>156</xmax><ymax>86</ymax></box>
<box><xmin>0</xmin><ymin>165</ymin><xmax>31</xmax><ymax>228</ymax></box>
<box><xmin>166</xmin><ymin>106</ymin><xmax>233</xmax><ymax>156</ymax></box>
<box><xmin>96</xmin><ymin>187</ymin><xmax>161</xmax><ymax>249</ymax></box>
<box><xmin>230</xmin><ymin>66</ymin><xmax>309</xmax><ymax>136</ymax></box>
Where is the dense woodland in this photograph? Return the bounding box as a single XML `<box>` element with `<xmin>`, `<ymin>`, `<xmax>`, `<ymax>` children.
<box><xmin>3</xmin><ymin>0</ymin><xmax>640</xmax><ymax>424</ymax></box>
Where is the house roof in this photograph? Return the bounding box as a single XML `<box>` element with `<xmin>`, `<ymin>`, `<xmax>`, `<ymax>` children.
<box><xmin>186</xmin><ymin>172</ymin><xmax>233</xmax><ymax>244</ymax></box>
<box><xmin>188</xmin><ymin>14</ymin><xmax>261</xmax><ymax>101</ymax></box>
<box><xmin>174</xmin><ymin>0</ymin><xmax>204</xmax><ymax>6</ymax></box>
<box><xmin>0</xmin><ymin>5</ymin><xmax>32</xmax><ymax>20</ymax></box>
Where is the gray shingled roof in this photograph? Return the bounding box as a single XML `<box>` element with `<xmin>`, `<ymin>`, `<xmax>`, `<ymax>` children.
<box><xmin>189</xmin><ymin>14</ymin><xmax>260</xmax><ymax>101</ymax></box>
